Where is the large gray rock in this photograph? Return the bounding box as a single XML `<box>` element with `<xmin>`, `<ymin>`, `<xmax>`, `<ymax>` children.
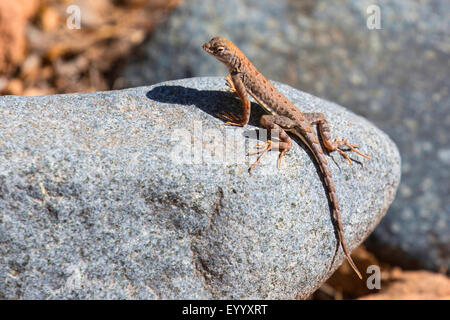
<box><xmin>122</xmin><ymin>0</ymin><xmax>450</xmax><ymax>272</ymax></box>
<box><xmin>0</xmin><ymin>77</ymin><xmax>400</xmax><ymax>299</ymax></box>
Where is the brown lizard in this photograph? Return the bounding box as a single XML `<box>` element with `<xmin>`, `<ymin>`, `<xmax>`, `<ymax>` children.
<box><xmin>202</xmin><ymin>37</ymin><xmax>371</xmax><ymax>279</ymax></box>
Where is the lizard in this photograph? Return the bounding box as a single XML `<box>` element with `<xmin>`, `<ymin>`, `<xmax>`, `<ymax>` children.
<box><xmin>202</xmin><ymin>37</ymin><xmax>371</xmax><ymax>279</ymax></box>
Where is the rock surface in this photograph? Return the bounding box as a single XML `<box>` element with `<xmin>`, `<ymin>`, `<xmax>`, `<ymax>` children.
<box><xmin>0</xmin><ymin>77</ymin><xmax>400</xmax><ymax>299</ymax></box>
<box><xmin>122</xmin><ymin>0</ymin><xmax>449</xmax><ymax>272</ymax></box>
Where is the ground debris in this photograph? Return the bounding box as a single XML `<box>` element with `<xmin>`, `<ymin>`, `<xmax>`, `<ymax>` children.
<box><xmin>0</xmin><ymin>0</ymin><xmax>181</xmax><ymax>96</ymax></box>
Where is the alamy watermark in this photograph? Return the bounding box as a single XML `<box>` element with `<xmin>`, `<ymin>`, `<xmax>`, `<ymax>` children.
<box><xmin>66</xmin><ymin>5</ymin><xmax>81</xmax><ymax>30</ymax></box>
<box><xmin>366</xmin><ymin>5</ymin><xmax>381</xmax><ymax>30</ymax></box>
<box><xmin>366</xmin><ymin>265</ymin><xmax>381</xmax><ymax>289</ymax></box>
<box><xmin>168</xmin><ymin>121</ymin><xmax>280</xmax><ymax>172</ymax></box>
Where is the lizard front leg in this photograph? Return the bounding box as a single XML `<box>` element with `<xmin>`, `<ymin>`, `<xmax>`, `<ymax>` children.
<box><xmin>248</xmin><ymin>115</ymin><xmax>295</xmax><ymax>172</ymax></box>
<box><xmin>225</xmin><ymin>74</ymin><xmax>237</xmax><ymax>94</ymax></box>
<box><xmin>216</xmin><ymin>73</ymin><xmax>250</xmax><ymax>127</ymax></box>
<box><xmin>304</xmin><ymin>113</ymin><xmax>371</xmax><ymax>165</ymax></box>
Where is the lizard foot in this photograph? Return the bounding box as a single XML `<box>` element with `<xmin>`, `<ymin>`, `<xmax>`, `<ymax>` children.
<box><xmin>216</xmin><ymin>110</ymin><xmax>245</xmax><ymax>126</ymax></box>
<box><xmin>248</xmin><ymin>140</ymin><xmax>273</xmax><ymax>172</ymax></box>
<box><xmin>248</xmin><ymin>141</ymin><xmax>287</xmax><ymax>171</ymax></box>
<box><xmin>333</xmin><ymin>138</ymin><xmax>371</xmax><ymax>165</ymax></box>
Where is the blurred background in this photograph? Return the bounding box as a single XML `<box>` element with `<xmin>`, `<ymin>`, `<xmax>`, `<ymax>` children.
<box><xmin>0</xmin><ymin>0</ymin><xmax>448</xmax><ymax>299</ymax></box>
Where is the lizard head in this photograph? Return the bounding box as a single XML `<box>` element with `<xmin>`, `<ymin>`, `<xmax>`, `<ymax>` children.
<box><xmin>202</xmin><ymin>37</ymin><xmax>238</xmax><ymax>66</ymax></box>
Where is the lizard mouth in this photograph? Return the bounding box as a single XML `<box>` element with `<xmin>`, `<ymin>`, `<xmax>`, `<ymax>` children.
<box><xmin>202</xmin><ymin>42</ymin><xmax>213</xmax><ymax>54</ymax></box>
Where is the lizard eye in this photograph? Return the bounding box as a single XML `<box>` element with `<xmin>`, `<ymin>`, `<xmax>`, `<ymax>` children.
<box><xmin>216</xmin><ymin>47</ymin><xmax>225</xmax><ymax>53</ymax></box>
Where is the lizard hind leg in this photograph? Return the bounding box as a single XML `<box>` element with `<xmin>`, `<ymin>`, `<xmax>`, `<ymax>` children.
<box><xmin>304</xmin><ymin>113</ymin><xmax>371</xmax><ymax>165</ymax></box>
<box><xmin>248</xmin><ymin>115</ymin><xmax>295</xmax><ymax>172</ymax></box>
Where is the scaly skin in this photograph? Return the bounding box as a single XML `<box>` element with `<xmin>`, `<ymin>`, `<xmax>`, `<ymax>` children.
<box><xmin>203</xmin><ymin>37</ymin><xmax>371</xmax><ymax>279</ymax></box>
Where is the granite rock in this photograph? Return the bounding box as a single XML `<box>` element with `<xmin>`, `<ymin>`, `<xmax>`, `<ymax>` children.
<box><xmin>122</xmin><ymin>0</ymin><xmax>450</xmax><ymax>272</ymax></box>
<box><xmin>0</xmin><ymin>77</ymin><xmax>400</xmax><ymax>299</ymax></box>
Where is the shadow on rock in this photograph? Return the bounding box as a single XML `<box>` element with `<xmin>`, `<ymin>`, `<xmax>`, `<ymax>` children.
<box><xmin>146</xmin><ymin>85</ymin><xmax>264</xmax><ymax>128</ymax></box>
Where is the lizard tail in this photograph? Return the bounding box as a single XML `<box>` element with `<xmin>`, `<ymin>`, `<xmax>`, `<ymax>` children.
<box><xmin>312</xmin><ymin>143</ymin><xmax>363</xmax><ymax>280</ymax></box>
<box><xmin>330</xmin><ymin>188</ymin><xmax>363</xmax><ymax>279</ymax></box>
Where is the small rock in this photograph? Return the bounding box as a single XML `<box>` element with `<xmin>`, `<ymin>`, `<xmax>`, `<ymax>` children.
<box><xmin>6</xmin><ymin>79</ymin><xmax>23</xmax><ymax>95</ymax></box>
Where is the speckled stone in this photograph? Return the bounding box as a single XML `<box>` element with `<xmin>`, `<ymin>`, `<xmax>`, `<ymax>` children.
<box><xmin>0</xmin><ymin>77</ymin><xmax>399</xmax><ymax>299</ymax></box>
<box><xmin>122</xmin><ymin>0</ymin><xmax>450</xmax><ymax>272</ymax></box>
